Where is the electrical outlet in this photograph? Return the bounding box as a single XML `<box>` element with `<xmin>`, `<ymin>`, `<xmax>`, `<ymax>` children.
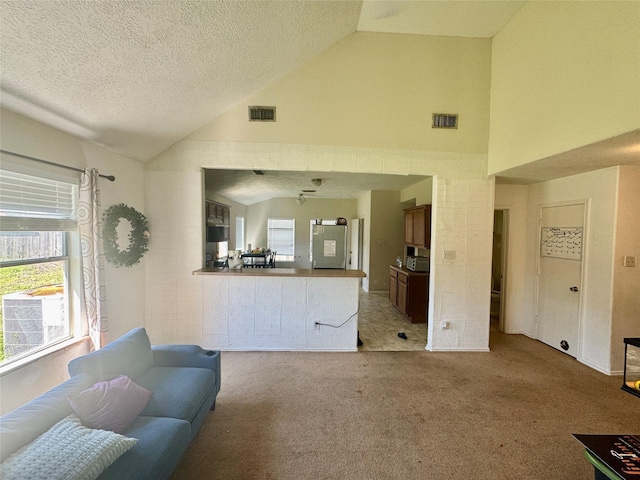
<box><xmin>443</xmin><ymin>250</ymin><xmax>456</xmax><ymax>260</ymax></box>
<box><xmin>441</xmin><ymin>321</ymin><xmax>449</xmax><ymax>330</ymax></box>
<box><xmin>314</xmin><ymin>322</ymin><xmax>320</xmax><ymax>330</ymax></box>
<box><xmin>624</xmin><ymin>255</ymin><xmax>636</xmax><ymax>267</ymax></box>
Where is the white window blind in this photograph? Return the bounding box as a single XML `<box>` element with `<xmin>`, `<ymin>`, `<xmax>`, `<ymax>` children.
<box><xmin>268</xmin><ymin>218</ymin><xmax>294</xmax><ymax>260</ymax></box>
<box><xmin>235</xmin><ymin>216</ymin><xmax>244</xmax><ymax>251</ymax></box>
<box><xmin>0</xmin><ymin>169</ymin><xmax>78</xmax><ymax>231</ymax></box>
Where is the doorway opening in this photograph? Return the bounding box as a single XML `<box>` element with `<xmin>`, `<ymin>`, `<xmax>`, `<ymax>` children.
<box><xmin>491</xmin><ymin>209</ymin><xmax>508</xmax><ymax>333</ymax></box>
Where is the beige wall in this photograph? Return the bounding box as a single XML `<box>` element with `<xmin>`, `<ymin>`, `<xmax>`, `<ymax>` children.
<box><xmin>368</xmin><ymin>191</ymin><xmax>405</xmax><ymax>292</ymax></box>
<box><xmin>494</xmin><ymin>184</ymin><xmax>529</xmax><ymax>336</ymax></box>
<box><xmin>400</xmin><ymin>177</ymin><xmax>433</xmax><ymax>206</ymax></box>
<box><xmin>0</xmin><ymin>108</ymin><xmax>145</xmax><ymax>413</ymax></box>
<box><xmin>246</xmin><ymin>197</ymin><xmax>357</xmax><ymax>269</ymax></box>
<box><xmin>188</xmin><ymin>32</ymin><xmax>491</xmax><ymax>155</ymax></box>
<box><xmin>489</xmin><ymin>2</ymin><xmax>640</xmax><ymax>173</ymax></box>
<box><xmin>611</xmin><ymin>166</ymin><xmax>640</xmax><ymax>371</ymax></box>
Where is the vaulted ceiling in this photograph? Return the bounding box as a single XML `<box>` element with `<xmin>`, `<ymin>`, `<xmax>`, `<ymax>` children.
<box><xmin>0</xmin><ymin>0</ymin><xmax>525</xmax><ymax>162</ymax></box>
<box><xmin>3</xmin><ymin>1</ymin><xmax>636</xmax><ymax>201</ymax></box>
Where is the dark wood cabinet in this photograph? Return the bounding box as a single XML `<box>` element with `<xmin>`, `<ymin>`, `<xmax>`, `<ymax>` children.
<box><xmin>206</xmin><ymin>201</ymin><xmax>230</xmax><ymax>241</ymax></box>
<box><xmin>206</xmin><ymin>202</ymin><xmax>229</xmax><ymax>226</ymax></box>
<box><xmin>397</xmin><ymin>273</ymin><xmax>408</xmax><ymax>315</ymax></box>
<box><xmin>389</xmin><ymin>265</ymin><xmax>428</xmax><ymax>323</ymax></box>
<box><xmin>404</xmin><ymin>205</ymin><xmax>431</xmax><ymax>248</ymax></box>
<box><xmin>389</xmin><ymin>271</ymin><xmax>398</xmax><ymax>306</ymax></box>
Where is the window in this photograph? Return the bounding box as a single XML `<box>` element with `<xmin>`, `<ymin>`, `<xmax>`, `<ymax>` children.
<box><xmin>267</xmin><ymin>218</ymin><xmax>295</xmax><ymax>262</ymax></box>
<box><xmin>0</xmin><ymin>167</ymin><xmax>78</xmax><ymax>366</ymax></box>
<box><xmin>235</xmin><ymin>216</ymin><xmax>244</xmax><ymax>251</ymax></box>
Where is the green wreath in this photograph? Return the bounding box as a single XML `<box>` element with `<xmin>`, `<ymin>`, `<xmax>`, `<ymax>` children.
<box><xmin>103</xmin><ymin>204</ymin><xmax>150</xmax><ymax>267</ymax></box>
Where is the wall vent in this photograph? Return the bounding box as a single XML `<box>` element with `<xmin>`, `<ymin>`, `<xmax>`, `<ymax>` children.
<box><xmin>249</xmin><ymin>106</ymin><xmax>276</xmax><ymax>122</ymax></box>
<box><xmin>432</xmin><ymin>114</ymin><xmax>458</xmax><ymax>129</ymax></box>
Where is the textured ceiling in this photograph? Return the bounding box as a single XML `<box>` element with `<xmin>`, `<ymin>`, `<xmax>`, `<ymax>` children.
<box><xmin>205</xmin><ymin>169</ymin><xmax>428</xmax><ymax>205</ymax></box>
<box><xmin>358</xmin><ymin>0</ymin><xmax>526</xmax><ymax>38</ymax></box>
<box><xmin>0</xmin><ymin>0</ymin><xmax>361</xmax><ymax>161</ymax></box>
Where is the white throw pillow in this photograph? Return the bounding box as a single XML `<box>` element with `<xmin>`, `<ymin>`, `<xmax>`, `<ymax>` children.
<box><xmin>0</xmin><ymin>415</ymin><xmax>137</xmax><ymax>480</ymax></box>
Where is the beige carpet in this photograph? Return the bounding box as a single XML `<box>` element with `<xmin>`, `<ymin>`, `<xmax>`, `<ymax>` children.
<box><xmin>171</xmin><ymin>333</ymin><xmax>640</xmax><ymax>480</ymax></box>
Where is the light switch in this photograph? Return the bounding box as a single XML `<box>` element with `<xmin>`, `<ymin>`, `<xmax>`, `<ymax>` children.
<box><xmin>624</xmin><ymin>255</ymin><xmax>636</xmax><ymax>267</ymax></box>
<box><xmin>443</xmin><ymin>250</ymin><xmax>456</xmax><ymax>260</ymax></box>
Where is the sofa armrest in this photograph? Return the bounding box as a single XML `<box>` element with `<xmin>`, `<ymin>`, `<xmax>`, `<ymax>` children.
<box><xmin>151</xmin><ymin>345</ymin><xmax>221</xmax><ymax>394</ymax></box>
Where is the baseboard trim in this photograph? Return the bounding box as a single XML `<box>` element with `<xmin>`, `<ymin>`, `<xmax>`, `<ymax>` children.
<box><xmin>426</xmin><ymin>346</ymin><xmax>491</xmax><ymax>352</ymax></box>
<box><xmin>578</xmin><ymin>357</ymin><xmax>615</xmax><ymax>376</ymax></box>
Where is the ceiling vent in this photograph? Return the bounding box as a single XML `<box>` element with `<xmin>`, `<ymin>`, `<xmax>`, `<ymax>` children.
<box><xmin>249</xmin><ymin>106</ymin><xmax>276</xmax><ymax>122</ymax></box>
<box><xmin>432</xmin><ymin>114</ymin><xmax>458</xmax><ymax>129</ymax></box>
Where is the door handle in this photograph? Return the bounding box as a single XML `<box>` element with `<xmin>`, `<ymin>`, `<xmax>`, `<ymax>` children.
<box><xmin>570</xmin><ymin>286</ymin><xmax>579</xmax><ymax>292</ymax></box>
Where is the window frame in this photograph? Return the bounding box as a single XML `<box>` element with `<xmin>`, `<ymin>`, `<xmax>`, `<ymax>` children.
<box><xmin>0</xmin><ymin>165</ymin><xmax>81</xmax><ymax>369</ymax></box>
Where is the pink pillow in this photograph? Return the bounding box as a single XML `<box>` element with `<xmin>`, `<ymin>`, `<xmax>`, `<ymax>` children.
<box><xmin>68</xmin><ymin>375</ymin><xmax>152</xmax><ymax>434</ymax></box>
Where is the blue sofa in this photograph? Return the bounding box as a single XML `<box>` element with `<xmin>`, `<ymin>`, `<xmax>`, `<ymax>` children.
<box><xmin>0</xmin><ymin>328</ymin><xmax>221</xmax><ymax>480</ymax></box>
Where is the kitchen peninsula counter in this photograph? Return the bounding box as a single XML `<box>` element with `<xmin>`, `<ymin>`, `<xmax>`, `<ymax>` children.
<box><xmin>193</xmin><ymin>267</ymin><xmax>366</xmax><ymax>278</ymax></box>
<box><xmin>193</xmin><ymin>267</ymin><xmax>365</xmax><ymax>352</ymax></box>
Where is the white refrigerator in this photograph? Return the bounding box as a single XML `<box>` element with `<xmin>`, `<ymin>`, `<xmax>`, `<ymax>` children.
<box><xmin>311</xmin><ymin>224</ymin><xmax>347</xmax><ymax>269</ymax></box>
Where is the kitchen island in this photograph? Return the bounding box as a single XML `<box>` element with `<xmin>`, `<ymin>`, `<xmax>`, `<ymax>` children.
<box><xmin>193</xmin><ymin>267</ymin><xmax>366</xmax><ymax>351</ymax></box>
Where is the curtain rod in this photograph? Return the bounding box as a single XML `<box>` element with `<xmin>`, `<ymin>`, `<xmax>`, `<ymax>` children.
<box><xmin>0</xmin><ymin>149</ymin><xmax>116</xmax><ymax>182</ymax></box>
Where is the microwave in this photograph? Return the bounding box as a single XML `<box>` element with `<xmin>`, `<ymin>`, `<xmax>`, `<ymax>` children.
<box><xmin>406</xmin><ymin>256</ymin><xmax>429</xmax><ymax>272</ymax></box>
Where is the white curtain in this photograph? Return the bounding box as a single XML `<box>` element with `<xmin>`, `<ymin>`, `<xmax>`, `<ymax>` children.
<box><xmin>79</xmin><ymin>169</ymin><xmax>108</xmax><ymax>350</ymax></box>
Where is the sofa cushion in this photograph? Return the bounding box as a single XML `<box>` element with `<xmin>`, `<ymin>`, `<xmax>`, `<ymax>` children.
<box><xmin>0</xmin><ymin>373</ymin><xmax>97</xmax><ymax>462</ymax></box>
<box><xmin>97</xmin><ymin>416</ymin><xmax>191</xmax><ymax>480</ymax></box>
<box><xmin>68</xmin><ymin>328</ymin><xmax>154</xmax><ymax>380</ymax></box>
<box><xmin>134</xmin><ymin>367</ymin><xmax>215</xmax><ymax>423</ymax></box>
<box><xmin>68</xmin><ymin>375</ymin><xmax>153</xmax><ymax>434</ymax></box>
<box><xmin>1</xmin><ymin>415</ymin><xmax>137</xmax><ymax>480</ymax></box>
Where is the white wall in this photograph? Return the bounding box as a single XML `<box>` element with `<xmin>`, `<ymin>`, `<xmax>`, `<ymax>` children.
<box><xmin>427</xmin><ymin>177</ymin><xmax>495</xmax><ymax>352</ymax></box>
<box><xmin>144</xmin><ymin>170</ymin><xmax>203</xmax><ymax>345</ymax></box>
<box><xmin>489</xmin><ymin>2</ymin><xmax>640</xmax><ymax>174</ymax></box>
<box><xmin>0</xmin><ymin>108</ymin><xmax>145</xmax><ymax>413</ymax></box>
<box><xmin>526</xmin><ymin>168</ymin><xmax>618</xmax><ymax>373</ymax></box>
<box><xmin>357</xmin><ymin>191</ymin><xmax>372</xmax><ymax>292</ymax></box>
<box><xmin>145</xmin><ymin>142</ymin><xmax>491</xmax><ymax>353</ymax></box>
<box><xmin>82</xmin><ymin>142</ymin><xmax>146</xmax><ymax>341</ymax></box>
<box><xmin>245</xmin><ymin>197</ymin><xmax>357</xmax><ymax>269</ymax></box>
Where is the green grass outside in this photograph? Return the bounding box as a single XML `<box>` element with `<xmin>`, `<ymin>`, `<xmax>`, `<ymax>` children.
<box><xmin>0</xmin><ymin>263</ymin><xmax>64</xmax><ymax>362</ymax></box>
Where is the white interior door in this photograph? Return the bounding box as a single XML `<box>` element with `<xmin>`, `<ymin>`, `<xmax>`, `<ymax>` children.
<box><xmin>535</xmin><ymin>204</ymin><xmax>585</xmax><ymax>358</ymax></box>
<box><xmin>349</xmin><ymin>218</ymin><xmax>361</xmax><ymax>270</ymax></box>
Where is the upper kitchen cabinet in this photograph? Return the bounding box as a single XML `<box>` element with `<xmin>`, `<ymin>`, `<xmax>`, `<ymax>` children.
<box><xmin>206</xmin><ymin>201</ymin><xmax>230</xmax><ymax>241</ymax></box>
<box><xmin>206</xmin><ymin>201</ymin><xmax>230</xmax><ymax>226</ymax></box>
<box><xmin>404</xmin><ymin>205</ymin><xmax>431</xmax><ymax>248</ymax></box>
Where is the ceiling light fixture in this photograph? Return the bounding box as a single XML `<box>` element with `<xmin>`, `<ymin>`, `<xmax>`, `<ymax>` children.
<box><xmin>296</xmin><ymin>194</ymin><xmax>306</xmax><ymax>205</ymax></box>
<box><xmin>311</xmin><ymin>178</ymin><xmax>322</xmax><ymax>187</ymax></box>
